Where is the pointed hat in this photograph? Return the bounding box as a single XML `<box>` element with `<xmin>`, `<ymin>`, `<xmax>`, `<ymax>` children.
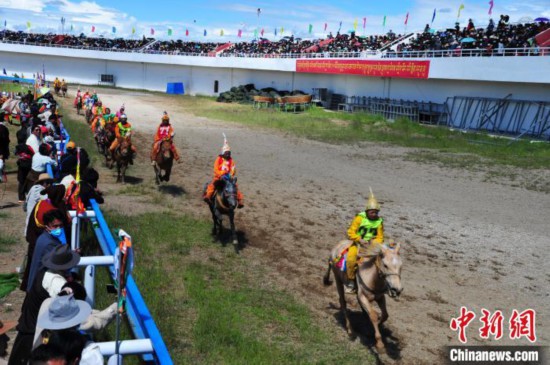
<box><xmin>221</xmin><ymin>133</ymin><xmax>230</xmax><ymax>153</ymax></box>
<box><xmin>365</xmin><ymin>187</ymin><xmax>380</xmax><ymax>211</ymax></box>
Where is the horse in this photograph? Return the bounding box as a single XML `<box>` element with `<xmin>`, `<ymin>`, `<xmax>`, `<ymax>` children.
<box><xmin>94</xmin><ymin>126</ymin><xmax>107</xmax><ymax>154</ymax></box>
<box><xmin>205</xmin><ymin>176</ymin><xmax>239</xmax><ymax>245</ymax></box>
<box><xmin>323</xmin><ymin>240</ymin><xmax>403</xmax><ymax>351</ymax></box>
<box><xmin>152</xmin><ymin>139</ymin><xmax>174</xmax><ymax>184</ymax></box>
<box><xmin>110</xmin><ymin>137</ymin><xmax>133</xmax><ymax>183</ymax></box>
<box><xmin>61</xmin><ymin>85</ymin><xmax>67</xmax><ymax>98</ymax></box>
<box><xmin>102</xmin><ymin>128</ymin><xmax>116</xmax><ymax>166</ymax></box>
<box><xmin>54</xmin><ymin>85</ymin><xmax>61</xmax><ymax>96</ymax></box>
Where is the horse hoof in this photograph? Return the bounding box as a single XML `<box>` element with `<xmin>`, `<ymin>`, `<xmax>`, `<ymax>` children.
<box><xmin>375</xmin><ymin>342</ymin><xmax>386</xmax><ymax>353</ymax></box>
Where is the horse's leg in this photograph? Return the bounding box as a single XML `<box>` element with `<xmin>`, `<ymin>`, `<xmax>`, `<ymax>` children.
<box><xmin>378</xmin><ymin>295</ymin><xmax>388</xmax><ymax>324</ymax></box>
<box><xmin>334</xmin><ymin>269</ymin><xmax>354</xmax><ymax>338</ymax></box>
<box><xmin>323</xmin><ymin>260</ymin><xmax>332</xmax><ymax>286</ymax></box>
<box><xmin>357</xmin><ymin>292</ymin><xmax>385</xmax><ymax>351</ymax></box>
<box><xmin>165</xmin><ymin>160</ymin><xmax>172</xmax><ymax>182</ymax></box>
<box><xmin>229</xmin><ymin>210</ymin><xmax>237</xmax><ymax>245</ymax></box>
<box><xmin>121</xmin><ymin>163</ymin><xmax>127</xmax><ymax>184</ymax></box>
<box><xmin>153</xmin><ymin>163</ymin><xmax>160</xmax><ymax>185</ymax></box>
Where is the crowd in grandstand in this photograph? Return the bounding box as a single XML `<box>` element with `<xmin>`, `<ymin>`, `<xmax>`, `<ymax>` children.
<box><xmin>0</xmin><ymin>15</ymin><xmax>548</xmax><ymax>57</ymax></box>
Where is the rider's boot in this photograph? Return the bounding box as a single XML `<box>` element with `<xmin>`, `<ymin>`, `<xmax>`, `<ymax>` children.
<box><xmin>345</xmin><ymin>280</ymin><xmax>357</xmax><ymax>294</ymax></box>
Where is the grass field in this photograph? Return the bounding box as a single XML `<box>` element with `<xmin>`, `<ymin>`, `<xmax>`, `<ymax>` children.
<box><xmin>60</xmin><ymin>108</ymin><xmax>377</xmax><ymax>364</ymax></box>
<box><xmin>180</xmin><ymin>96</ymin><xmax>550</xmax><ymax>170</ymax></box>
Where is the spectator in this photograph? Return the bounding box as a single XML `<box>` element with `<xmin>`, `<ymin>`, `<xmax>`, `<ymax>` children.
<box><xmin>24</xmin><ymin>143</ymin><xmax>56</xmax><ymax>194</ymax></box>
<box><xmin>14</xmin><ymin>132</ymin><xmax>35</xmax><ymax>202</ymax></box>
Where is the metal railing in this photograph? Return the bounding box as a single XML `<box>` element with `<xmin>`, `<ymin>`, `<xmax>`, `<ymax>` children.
<box><xmin>2</xmin><ymin>38</ymin><xmax>548</xmax><ymax>59</ymax></box>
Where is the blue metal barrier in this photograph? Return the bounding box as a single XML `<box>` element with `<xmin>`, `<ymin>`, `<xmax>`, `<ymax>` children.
<box><xmin>90</xmin><ymin>199</ymin><xmax>173</xmax><ymax>365</ymax></box>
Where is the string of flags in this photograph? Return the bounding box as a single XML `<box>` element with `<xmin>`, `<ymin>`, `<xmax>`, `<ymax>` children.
<box><xmin>3</xmin><ymin>3</ymin><xmax>494</xmax><ymax>39</ymax></box>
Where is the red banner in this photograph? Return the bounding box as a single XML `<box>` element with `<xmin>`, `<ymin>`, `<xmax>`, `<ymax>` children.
<box><xmin>296</xmin><ymin>59</ymin><xmax>430</xmax><ymax>79</ymax></box>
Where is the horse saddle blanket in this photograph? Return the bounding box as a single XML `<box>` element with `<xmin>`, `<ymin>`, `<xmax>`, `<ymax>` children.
<box><xmin>334</xmin><ymin>248</ymin><xmax>349</xmax><ymax>272</ymax></box>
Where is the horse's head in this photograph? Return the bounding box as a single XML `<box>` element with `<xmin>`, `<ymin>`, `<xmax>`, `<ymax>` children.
<box><xmin>160</xmin><ymin>139</ymin><xmax>173</xmax><ymax>160</ymax></box>
<box><xmin>120</xmin><ymin>137</ymin><xmax>132</xmax><ymax>157</ymax></box>
<box><xmin>219</xmin><ymin>176</ymin><xmax>238</xmax><ymax>210</ymax></box>
<box><xmin>379</xmin><ymin>242</ymin><xmax>403</xmax><ymax>298</ymax></box>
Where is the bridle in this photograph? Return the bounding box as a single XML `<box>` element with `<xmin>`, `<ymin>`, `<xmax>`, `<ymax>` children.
<box><xmin>357</xmin><ymin>254</ymin><xmax>401</xmax><ymax>296</ymax></box>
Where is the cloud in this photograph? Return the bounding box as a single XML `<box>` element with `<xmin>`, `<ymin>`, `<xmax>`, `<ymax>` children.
<box><xmin>439</xmin><ymin>8</ymin><xmax>452</xmax><ymax>14</ymax></box>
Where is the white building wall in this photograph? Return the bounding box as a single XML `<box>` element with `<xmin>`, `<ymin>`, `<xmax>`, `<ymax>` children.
<box><xmin>1</xmin><ymin>43</ymin><xmax>549</xmax><ymax>103</ymax></box>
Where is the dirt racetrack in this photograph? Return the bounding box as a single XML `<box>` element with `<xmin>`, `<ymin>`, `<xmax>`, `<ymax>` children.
<box><xmin>10</xmin><ymin>88</ymin><xmax>548</xmax><ymax>364</ymax></box>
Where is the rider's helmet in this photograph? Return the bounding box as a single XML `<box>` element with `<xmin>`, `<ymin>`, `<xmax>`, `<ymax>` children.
<box><xmin>161</xmin><ymin>113</ymin><xmax>169</xmax><ymax>122</ymax></box>
<box><xmin>119</xmin><ymin>114</ymin><xmax>128</xmax><ymax>123</ymax></box>
<box><xmin>365</xmin><ymin>187</ymin><xmax>380</xmax><ymax>211</ymax></box>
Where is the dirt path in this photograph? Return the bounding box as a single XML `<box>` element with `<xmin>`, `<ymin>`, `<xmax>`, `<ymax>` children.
<box><xmin>3</xmin><ymin>88</ymin><xmax>547</xmax><ymax>364</ymax></box>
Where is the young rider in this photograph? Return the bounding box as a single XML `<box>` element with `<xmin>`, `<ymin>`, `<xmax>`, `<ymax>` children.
<box><xmin>150</xmin><ymin>112</ymin><xmax>180</xmax><ymax>164</ymax></box>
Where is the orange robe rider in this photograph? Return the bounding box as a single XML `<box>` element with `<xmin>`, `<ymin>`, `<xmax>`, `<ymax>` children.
<box><xmin>150</xmin><ymin>114</ymin><xmax>180</xmax><ymax>162</ymax></box>
<box><xmin>204</xmin><ymin>138</ymin><xmax>243</xmax><ymax>207</ymax></box>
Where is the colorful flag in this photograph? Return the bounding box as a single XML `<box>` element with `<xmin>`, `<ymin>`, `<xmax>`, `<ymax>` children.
<box><xmin>185</xmin><ymin>29</ymin><xmax>189</xmax><ymax>36</ymax></box>
<box><xmin>382</xmin><ymin>15</ymin><xmax>386</xmax><ymax>27</ymax></box>
<box><xmin>150</xmin><ymin>28</ymin><xmax>154</xmax><ymax>35</ymax></box>
<box><xmin>70</xmin><ymin>24</ymin><xmax>74</xmax><ymax>31</ymax></box>
<box><xmin>405</xmin><ymin>12</ymin><xmax>409</xmax><ymax>25</ymax></box>
<box><xmin>457</xmin><ymin>4</ymin><xmax>465</xmax><ymax>18</ymax></box>
<box><xmin>257</xmin><ymin>8</ymin><xmax>261</xmax><ymax>17</ymax></box>
<box><xmin>254</xmin><ymin>28</ymin><xmax>258</xmax><ymax>37</ymax></box>
<box><xmin>488</xmin><ymin>0</ymin><xmax>494</xmax><ymax>15</ymax></box>
<box><xmin>26</xmin><ymin>21</ymin><xmax>31</xmax><ymax>29</ymax></box>
<box><xmin>280</xmin><ymin>26</ymin><xmax>284</xmax><ymax>35</ymax></box>
<box><xmin>203</xmin><ymin>29</ymin><xmax>207</xmax><ymax>36</ymax></box>
<box><xmin>431</xmin><ymin>8</ymin><xmax>436</xmax><ymax>24</ymax></box>
<box><xmin>338</xmin><ymin>21</ymin><xmax>342</xmax><ymax>32</ymax></box>
<box><xmin>274</xmin><ymin>28</ymin><xmax>277</xmax><ymax>36</ymax></box>
<box><xmin>324</xmin><ymin>23</ymin><xmax>327</xmax><ymax>31</ymax></box>
<box><xmin>353</xmin><ymin>19</ymin><xmax>358</xmax><ymax>31</ymax></box>
<box><xmin>261</xmin><ymin>28</ymin><xmax>264</xmax><ymax>36</ymax></box>
<box><xmin>91</xmin><ymin>25</ymin><xmax>95</xmax><ymax>32</ymax></box>
<box><xmin>238</xmin><ymin>29</ymin><xmax>242</xmax><ymax>38</ymax></box>
<box><xmin>220</xmin><ymin>29</ymin><xmax>224</xmax><ymax>36</ymax></box>
<box><xmin>4</xmin><ymin>20</ymin><xmax>6</xmax><ymax>28</ymax></box>
<box><xmin>167</xmin><ymin>28</ymin><xmax>173</xmax><ymax>36</ymax></box>
<box><xmin>363</xmin><ymin>17</ymin><xmax>366</xmax><ymax>29</ymax></box>
<box><xmin>112</xmin><ymin>26</ymin><xmax>116</xmax><ymax>34</ymax></box>
<box><xmin>2</xmin><ymin>68</ymin><xmax>6</xmax><ymax>75</ymax></box>
<box><xmin>308</xmin><ymin>24</ymin><xmax>313</xmax><ymax>34</ymax></box>
<box><xmin>132</xmin><ymin>27</ymin><xmax>135</xmax><ymax>34</ymax></box>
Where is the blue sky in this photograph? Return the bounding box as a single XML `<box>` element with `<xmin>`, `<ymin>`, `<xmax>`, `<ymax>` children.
<box><xmin>0</xmin><ymin>0</ymin><xmax>548</xmax><ymax>41</ymax></box>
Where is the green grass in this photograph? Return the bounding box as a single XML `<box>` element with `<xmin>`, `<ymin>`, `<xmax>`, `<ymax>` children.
<box><xmin>0</xmin><ymin>234</ymin><xmax>18</xmax><ymax>252</ymax></box>
<box><xmin>0</xmin><ymin>82</ymin><xmax>33</xmax><ymax>94</ymax></box>
<box><xmin>180</xmin><ymin>97</ymin><xmax>550</xmax><ymax>169</ymax></box>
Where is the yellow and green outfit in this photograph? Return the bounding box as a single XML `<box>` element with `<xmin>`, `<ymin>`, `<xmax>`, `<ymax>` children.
<box><xmin>346</xmin><ymin>212</ymin><xmax>384</xmax><ymax>281</ymax></box>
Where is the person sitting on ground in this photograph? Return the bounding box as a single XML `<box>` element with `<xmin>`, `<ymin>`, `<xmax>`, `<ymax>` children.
<box><xmin>109</xmin><ymin>114</ymin><xmax>137</xmax><ymax>163</ymax></box>
<box><xmin>150</xmin><ymin>112</ymin><xmax>181</xmax><ymax>164</ymax></box>
<box><xmin>203</xmin><ymin>134</ymin><xmax>244</xmax><ymax>208</ymax></box>
<box><xmin>344</xmin><ymin>188</ymin><xmax>384</xmax><ymax>294</ymax></box>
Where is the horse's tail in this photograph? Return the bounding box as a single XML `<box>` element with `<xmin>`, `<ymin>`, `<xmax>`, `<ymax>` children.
<box><xmin>323</xmin><ymin>258</ymin><xmax>333</xmax><ymax>286</ymax></box>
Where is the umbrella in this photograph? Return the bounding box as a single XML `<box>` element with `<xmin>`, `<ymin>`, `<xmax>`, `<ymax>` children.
<box><xmin>534</xmin><ymin>17</ymin><xmax>549</xmax><ymax>22</ymax></box>
<box><xmin>461</xmin><ymin>37</ymin><xmax>475</xmax><ymax>43</ymax></box>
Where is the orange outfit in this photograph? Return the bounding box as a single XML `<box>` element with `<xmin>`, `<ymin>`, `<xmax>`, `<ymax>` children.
<box><xmin>110</xmin><ymin>121</ymin><xmax>137</xmax><ymax>153</ymax></box>
<box><xmin>151</xmin><ymin>123</ymin><xmax>180</xmax><ymax>161</ymax></box>
<box><xmin>204</xmin><ymin>156</ymin><xmax>243</xmax><ymax>204</ymax></box>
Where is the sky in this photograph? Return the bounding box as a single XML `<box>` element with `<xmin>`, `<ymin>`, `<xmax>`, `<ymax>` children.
<box><xmin>0</xmin><ymin>0</ymin><xmax>548</xmax><ymax>42</ymax></box>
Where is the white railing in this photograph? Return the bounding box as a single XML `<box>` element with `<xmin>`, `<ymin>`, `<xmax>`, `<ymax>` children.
<box><xmin>1</xmin><ymin>38</ymin><xmax>548</xmax><ymax>59</ymax></box>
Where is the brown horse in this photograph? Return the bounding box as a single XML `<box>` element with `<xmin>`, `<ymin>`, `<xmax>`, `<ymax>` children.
<box><xmin>110</xmin><ymin>137</ymin><xmax>133</xmax><ymax>183</ymax></box>
<box><xmin>323</xmin><ymin>240</ymin><xmax>403</xmax><ymax>351</ymax></box>
<box><xmin>152</xmin><ymin>139</ymin><xmax>174</xmax><ymax>184</ymax></box>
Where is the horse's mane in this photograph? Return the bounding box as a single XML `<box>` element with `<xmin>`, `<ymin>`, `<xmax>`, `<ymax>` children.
<box><xmin>358</xmin><ymin>242</ymin><xmax>384</xmax><ymax>267</ymax></box>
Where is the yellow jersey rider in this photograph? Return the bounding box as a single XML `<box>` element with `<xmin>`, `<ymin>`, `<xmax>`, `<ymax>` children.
<box><xmin>345</xmin><ymin>188</ymin><xmax>384</xmax><ymax>293</ymax></box>
<box><xmin>109</xmin><ymin>114</ymin><xmax>137</xmax><ymax>162</ymax></box>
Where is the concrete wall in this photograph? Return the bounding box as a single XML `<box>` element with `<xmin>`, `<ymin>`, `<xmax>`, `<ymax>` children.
<box><xmin>1</xmin><ymin>42</ymin><xmax>549</xmax><ymax>103</ymax></box>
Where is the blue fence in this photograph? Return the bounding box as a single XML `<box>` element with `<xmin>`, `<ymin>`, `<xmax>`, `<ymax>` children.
<box><xmin>0</xmin><ymin>75</ymin><xmax>36</xmax><ymax>84</ymax></box>
<box><xmin>45</xmin><ymin>129</ymin><xmax>172</xmax><ymax>364</ymax></box>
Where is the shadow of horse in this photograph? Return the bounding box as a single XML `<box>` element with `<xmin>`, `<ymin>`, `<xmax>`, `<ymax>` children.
<box><xmin>120</xmin><ymin>175</ymin><xmax>143</xmax><ymax>185</ymax></box>
<box><xmin>331</xmin><ymin>309</ymin><xmax>402</xmax><ymax>361</ymax></box>
<box><xmin>158</xmin><ymin>184</ymin><xmax>186</xmax><ymax>196</ymax></box>
<box><xmin>216</xmin><ymin>229</ymin><xmax>248</xmax><ymax>254</ymax></box>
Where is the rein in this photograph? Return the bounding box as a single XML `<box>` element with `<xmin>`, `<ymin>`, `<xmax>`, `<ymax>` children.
<box><xmin>357</xmin><ymin>255</ymin><xmax>401</xmax><ymax>295</ymax></box>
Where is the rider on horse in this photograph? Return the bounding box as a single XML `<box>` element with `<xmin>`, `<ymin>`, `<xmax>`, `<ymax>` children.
<box><xmin>345</xmin><ymin>188</ymin><xmax>384</xmax><ymax>293</ymax></box>
<box><xmin>53</xmin><ymin>77</ymin><xmax>61</xmax><ymax>89</ymax></box>
<box><xmin>203</xmin><ymin>134</ymin><xmax>244</xmax><ymax>208</ymax></box>
<box><xmin>150</xmin><ymin>112</ymin><xmax>181</xmax><ymax>164</ymax></box>
<box><xmin>109</xmin><ymin>114</ymin><xmax>137</xmax><ymax>163</ymax></box>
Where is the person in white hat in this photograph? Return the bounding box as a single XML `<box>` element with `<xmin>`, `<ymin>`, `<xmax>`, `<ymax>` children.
<box><xmin>203</xmin><ymin>133</ymin><xmax>243</xmax><ymax>208</ymax></box>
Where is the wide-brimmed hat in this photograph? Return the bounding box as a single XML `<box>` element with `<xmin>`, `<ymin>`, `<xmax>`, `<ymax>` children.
<box><xmin>41</xmin><ymin>245</ymin><xmax>80</xmax><ymax>271</ymax></box>
<box><xmin>36</xmin><ymin>173</ymin><xmax>53</xmax><ymax>184</ymax></box>
<box><xmin>0</xmin><ymin>320</ymin><xmax>17</xmax><ymax>335</ymax></box>
<box><xmin>37</xmin><ymin>294</ymin><xmax>91</xmax><ymax>330</ymax></box>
